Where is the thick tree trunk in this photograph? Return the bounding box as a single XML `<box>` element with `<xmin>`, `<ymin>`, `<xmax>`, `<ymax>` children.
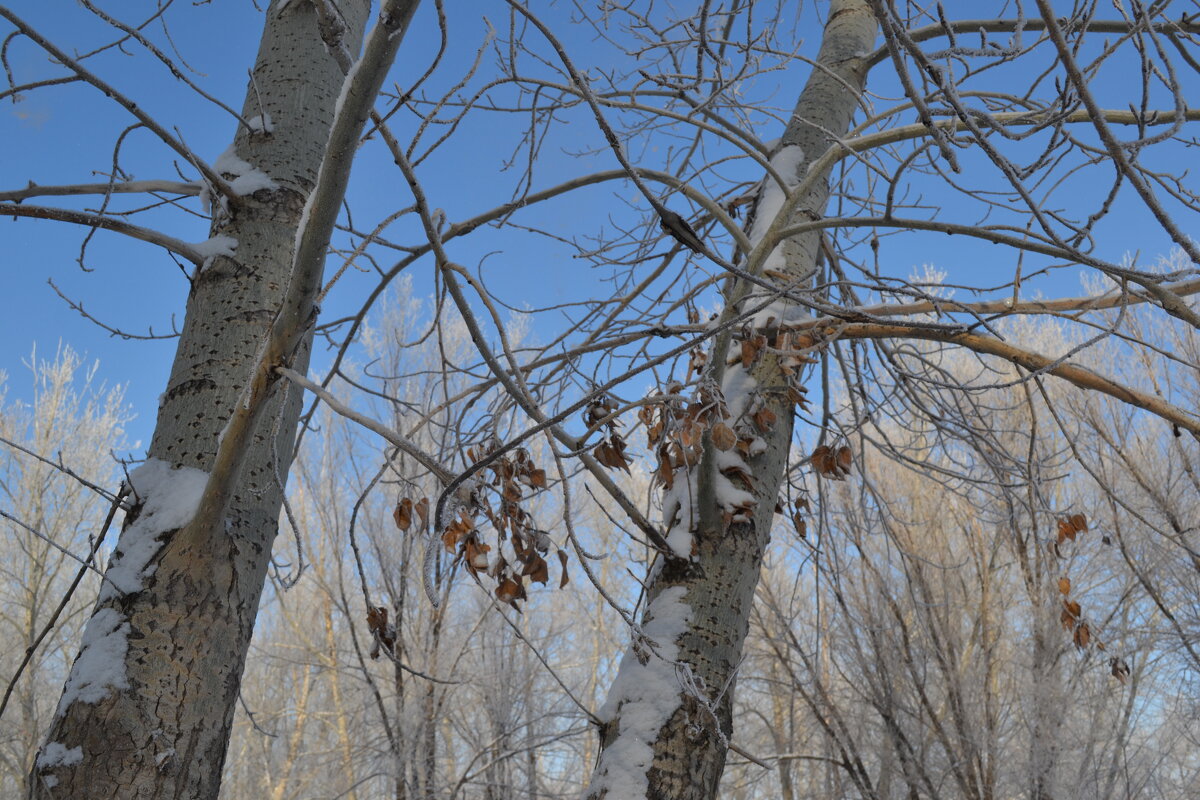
<box><xmin>585</xmin><ymin>3</ymin><xmax>877</xmax><ymax>798</ymax></box>
<box><xmin>27</xmin><ymin>2</ymin><xmax>373</xmax><ymax>797</ymax></box>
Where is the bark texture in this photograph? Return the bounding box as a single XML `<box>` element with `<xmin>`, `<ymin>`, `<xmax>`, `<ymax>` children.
<box><xmin>586</xmin><ymin>3</ymin><xmax>878</xmax><ymax>798</ymax></box>
<box><xmin>28</xmin><ymin>2</ymin><xmax>371</xmax><ymax>797</ymax></box>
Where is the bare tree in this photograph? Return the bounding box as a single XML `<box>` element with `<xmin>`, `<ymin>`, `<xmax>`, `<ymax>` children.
<box><xmin>0</xmin><ymin>348</ymin><xmax>127</xmax><ymax>795</ymax></box>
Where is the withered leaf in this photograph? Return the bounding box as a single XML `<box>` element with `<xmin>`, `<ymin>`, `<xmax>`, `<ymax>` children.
<box><xmin>787</xmin><ymin>384</ymin><xmax>808</xmax><ymax>409</ymax></box>
<box><xmin>464</xmin><ymin>538</ymin><xmax>491</xmax><ymax>573</ymax></box>
<box><xmin>753</xmin><ymin>406</ymin><xmax>777</xmax><ymax>433</ymax></box>
<box><xmin>1058</xmin><ymin>576</ymin><xmax>1071</xmax><ymax>595</ymax></box>
<box><xmin>393</xmin><ymin>498</ymin><xmax>413</xmax><ymax>532</ymax></box>
<box><xmin>740</xmin><ymin>339</ymin><xmax>757</xmax><ymax>369</ymax></box>
<box><xmin>415</xmin><ymin>497</ymin><xmax>430</xmax><ymax>530</ymax></box>
<box><xmin>1074</xmin><ymin>621</ymin><xmax>1091</xmax><ymax>649</ymax></box>
<box><xmin>656</xmin><ymin>448</ymin><xmax>675</xmax><ymax>489</ymax></box>
<box><xmin>495</xmin><ymin>578</ymin><xmax>528</xmax><ymax>608</ymax></box>
<box><xmin>679</xmin><ymin>419</ymin><xmax>702</xmax><ymax>448</ymax></box>
<box><xmin>1057</xmin><ymin>513</ymin><xmax>1088</xmax><ymax>544</ymax></box>
<box><xmin>366</xmin><ymin>606</ymin><xmax>395</xmax><ymax>659</ymax></box>
<box><xmin>557</xmin><ymin>549</ymin><xmax>570</xmax><ymax>588</ymax></box>
<box><xmin>527</xmin><ymin>556</ymin><xmax>549</xmax><ymax>586</ymax></box>
<box><xmin>793</xmin><ymin>512</ymin><xmax>807</xmax><ymax>539</ymax></box>
<box><xmin>711</xmin><ymin>422</ymin><xmax>737</xmax><ymax>451</ymax></box>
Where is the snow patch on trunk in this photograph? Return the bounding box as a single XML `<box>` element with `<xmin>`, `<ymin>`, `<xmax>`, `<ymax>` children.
<box><xmin>100</xmin><ymin>458</ymin><xmax>210</xmax><ymax>602</ymax></box>
<box><xmin>746</xmin><ymin>144</ymin><xmax>808</xmax><ymax>327</ymax></box>
<box><xmin>586</xmin><ymin>587</ymin><xmax>692</xmax><ymax>800</ymax></box>
<box><xmin>213</xmin><ymin>144</ymin><xmax>279</xmax><ymax>196</ymax></box>
<box><xmin>246</xmin><ymin>113</ymin><xmax>274</xmax><ymax>134</ymax></box>
<box><xmin>36</xmin><ymin>742</ymin><xmax>83</xmax><ymax>769</ymax></box>
<box><xmin>661</xmin><ymin>466</ymin><xmax>700</xmax><ymax>558</ymax></box>
<box><xmin>191</xmin><ymin>234</ymin><xmax>238</xmax><ymax>271</ymax></box>
<box><xmin>200</xmin><ymin>143</ymin><xmax>279</xmax><ymax>217</ymax></box>
<box><xmin>54</xmin><ymin>607</ymin><xmax>131</xmax><ymax>713</ymax></box>
<box><xmin>660</xmin><ymin>367</ymin><xmax>761</xmax><ymax>558</ymax></box>
<box><xmin>52</xmin><ymin>459</ymin><xmax>209</xmax><ymax>721</ymax></box>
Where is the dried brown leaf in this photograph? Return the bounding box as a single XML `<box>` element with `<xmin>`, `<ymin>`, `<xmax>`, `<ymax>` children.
<box><xmin>711</xmin><ymin>422</ymin><xmax>737</xmax><ymax>451</ymax></box>
<box><xmin>393</xmin><ymin>498</ymin><xmax>413</xmax><ymax>532</ymax></box>
<box><xmin>557</xmin><ymin>549</ymin><xmax>570</xmax><ymax>588</ymax></box>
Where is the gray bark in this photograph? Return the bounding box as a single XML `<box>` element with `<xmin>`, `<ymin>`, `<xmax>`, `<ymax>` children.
<box><xmin>585</xmin><ymin>3</ymin><xmax>878</xmax><ymax>798</ymax></box>
<box><xmin>26</xmin><ymin>2</ymin><xmax>388</xmax><ymax>797</ymax></box>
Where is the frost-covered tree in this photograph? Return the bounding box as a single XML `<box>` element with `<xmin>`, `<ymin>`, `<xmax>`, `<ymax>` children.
<box><xmin>0</xmin><ymin>348</ymin><xmax>127</xmax><ymax>797</ymax></box>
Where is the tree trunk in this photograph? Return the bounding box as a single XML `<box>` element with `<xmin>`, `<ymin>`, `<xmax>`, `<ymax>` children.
<box><xmin>27</xmin><ymin>2</ymin><xmax>376</xmax><ymax>797</ymax></box>
<box><xmin>584</xmin><ymin>3</ymin><xmax>877</xmax><ymax>798</ymax></box>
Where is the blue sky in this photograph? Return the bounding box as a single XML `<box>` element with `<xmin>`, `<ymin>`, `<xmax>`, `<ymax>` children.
<box><xmin>2</xmin><ymin>1</ymin><xmax>1195</xmax><ymax>456</ymax></box>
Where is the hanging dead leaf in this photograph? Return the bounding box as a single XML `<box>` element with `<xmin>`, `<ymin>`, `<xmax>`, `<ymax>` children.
<box><xmin>1057</xmin><ymin>513</ymin><xmax>1088</xmax><ymax>544</ymax></box>
<box><xmin>1058</xmin><ymin>576</ymin><xmax>1071</xmax><ymax>595</ymax></box>
<box><xmin>415</xmin><ymin>497</ymin><xmax>430</xmax><ymax>530</ymax></box>
<box><xmin>679</xmin><ymin>418</ymin><xmax>702</xmax><ymax>448</ymax></box>
<box><xmin>1073</xmin><ymin>621</ymin><xmax>1091</xmax><ymax>649</ymax></box>
<box><xmin>594</xmin><ymin>435</ymin><xmax>632</xmax><ymax>473</ymax></box>
<box><xmin>655</xmin><ymin>448</ymin><xmax>675</xmax><ymax>489</ymax></box>
<box><xmin>753</xmin><ymin>406</ymin><xmax>777</xmax><ymax>432</ymax></box>
<box><xmin>495</xmin><ymin>578</ymin><xmax>527</xmax><ymax>608</ymax></box>
<box><xmin>393</xmin><ymin>498</ymin><xmax>413</xmax><ymax>531</ymax></box>
<box><xmin>464</xmin><ymin>538</ymin><xmax>491</xmax><ymax>573</ymax></box>
<box><xmin>711</xmin><ymin>422</ymin><xmax>737</xmax><ymax>451</ymax></box>
<box><xmin>366</xmin><ymin>606</ymin><xmax>395</xmax><ymax>659</ymax></box>
<box><xmin>787</xmin><ymin>384</ymin><xmax>808</xmax><ymax>409</ymax></box>
<box><xmin>557</xmin><ymin>549</ymin><xmax>570</xmax><ymax>588</ymax></box>
<box><xmin>740</xmin><ymin>338</ymin><xmax>758</xmax><ymax>368</ymax></box>
<box><xmin>525</xmin><ymin>555</ymin><xmax>549</xmax><ymax>585</ymax></box>
<box><xmin>810</xmin><ymin>444</ymin><xmax>851</xmax><ymax>479</ymax></box>
<box><xmin>646</xmin><ymin>419</ymin><xmax>664</xmax><ymax>447</ymax></box>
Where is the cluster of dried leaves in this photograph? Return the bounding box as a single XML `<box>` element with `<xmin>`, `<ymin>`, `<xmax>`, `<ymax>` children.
<box><xmin>391</xmin><ymin>442</ymin><xmax>568</xmax><ymax>615</ymax></box>
<box><xmin>735</xmin><ymin>328</ymin><xmax>817</xmax><ymax>386</ymax></box>
<box><xmin>1053</xmin><ymin>513</ymin><xmax>1130</xmax><ymax>683</ymax></box>
<box><xmin>366</xmin><ymin>605</ymin><xmax>397</xmax><ymax>660</ymax></box>
<box><xmin>809</xmin><ymin>444</ymin><xmax>853</xmax><ymax>480</ymax></box>
<box><xmin>587</xmin><ymin>396</ymin><xmax>633</xmax><ymax>473</ymax></box>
